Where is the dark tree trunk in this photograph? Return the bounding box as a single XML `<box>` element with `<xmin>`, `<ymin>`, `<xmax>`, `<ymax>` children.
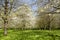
<box><xmin>47</xmin><ymin>22</ymin><xmax>51</xmax><ymax>30</ymax></box>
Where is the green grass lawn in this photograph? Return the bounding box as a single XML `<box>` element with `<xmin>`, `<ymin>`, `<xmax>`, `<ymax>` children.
<box><xmin>0</xmin><ymin>29</ymin><xmax>60</xmax><ymax>40</ymax></box>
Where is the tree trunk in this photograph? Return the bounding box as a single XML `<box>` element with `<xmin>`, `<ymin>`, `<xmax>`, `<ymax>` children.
<box><xmin>4</xmin><ymin>20</ymin><xmax>8</xmax><ymax>36</ymax></box>
<box><xmin>4</xmin><ymin>0</ymin><xmax>8</xmax><ymax>36</ymax></box>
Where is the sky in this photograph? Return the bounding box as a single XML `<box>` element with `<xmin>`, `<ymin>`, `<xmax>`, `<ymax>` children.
<box><xmin>12</xmin><ymin>0</ymin><xmax>49</xmax><ymax>11</ymax></box>
<box><xmin>0</xmin><ymin>0</ymin><xmax>58</xmax><ymax>12</ymax></box>
<box><xmin>0</xmin><ymin>0</ymin><xmax>50</xmax><ymax>11</ymax></box>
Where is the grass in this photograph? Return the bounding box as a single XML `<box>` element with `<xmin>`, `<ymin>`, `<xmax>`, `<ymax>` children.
<box><xmin>0</xmin><ymin>29</ymin><xmax>60</xmax><ymax>40</ymax></box>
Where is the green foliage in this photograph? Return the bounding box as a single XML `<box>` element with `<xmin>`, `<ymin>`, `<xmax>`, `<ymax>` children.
<box><xmin>0</xmin><ymin>30</ymin><xmax>60</xmax><ymax>40</ymax></box>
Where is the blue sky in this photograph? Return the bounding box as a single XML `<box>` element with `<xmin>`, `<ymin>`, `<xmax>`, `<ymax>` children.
<box><xmin>0</xmin><ymin>0</ymin><xmax>49</xmax><ymax>11</ymax></box>
<box><xmin>0</xmin><ymin>0</ymin><xmax>55</xmax><ymax>13</ymax></box>
<box><xmin>17</xmin><ymin>0</ymin><xmax>37</xmax><ymax>11</ymax></box>
<box><xmin>17</xmin><ymin>0</ymin><xmax>49</xmax><ymax>11</ymax></box>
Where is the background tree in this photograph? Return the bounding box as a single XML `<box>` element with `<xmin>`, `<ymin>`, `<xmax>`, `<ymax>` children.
<box><xmin>8</xmin><ymin>4</ymin><xmax>34</xmax><ymax>30</ymax></box>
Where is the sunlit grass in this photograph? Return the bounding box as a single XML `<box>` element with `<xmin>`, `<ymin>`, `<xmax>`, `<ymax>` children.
<box><xmin>0</xmin><ymin>29</ymin><xmax>60</xmax><ymax>40</ymax></box>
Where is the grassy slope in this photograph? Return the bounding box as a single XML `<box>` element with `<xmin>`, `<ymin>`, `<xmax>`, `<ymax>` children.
<box><xmin>0</xmin><ymin>29</ymin><xmax>60</xmax><ymax>40</ymax></box>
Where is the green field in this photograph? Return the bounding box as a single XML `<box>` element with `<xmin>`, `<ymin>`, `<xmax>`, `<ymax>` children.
<box><xmin>0</xmin><ymin>29</ymin><xmax>60</xmax><ymax>40</ymax></box>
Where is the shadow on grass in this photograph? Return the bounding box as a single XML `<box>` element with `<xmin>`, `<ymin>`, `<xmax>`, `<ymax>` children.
<box><xmin>48</xmin><ymin>33</ymin><xmax>60</xmax><ymax>40</ymax></box>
